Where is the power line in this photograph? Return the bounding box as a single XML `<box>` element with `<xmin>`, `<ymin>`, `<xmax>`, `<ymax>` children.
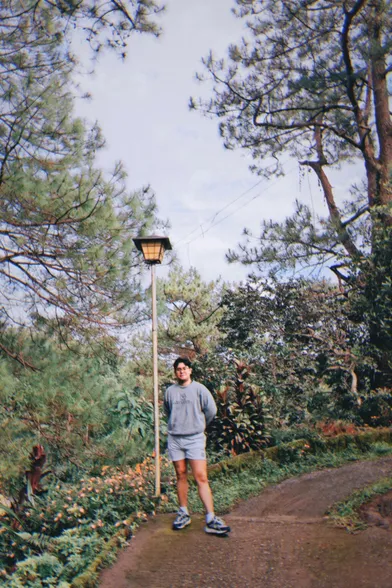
<box><xmin>173</xmin><ymin>164</ymin><xmax>278</xmax><ymax>247</ymax></box>
<box><xmin>182</xmin><ymin>162</ymin><xmax>298</xmax><ymax>247</ymax></box>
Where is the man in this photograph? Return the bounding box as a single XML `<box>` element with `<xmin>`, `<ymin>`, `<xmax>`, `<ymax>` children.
<box><xmin>164</xmin><ymin>356</ymin><xmax>231</xmax><ymax>535</ymax></box>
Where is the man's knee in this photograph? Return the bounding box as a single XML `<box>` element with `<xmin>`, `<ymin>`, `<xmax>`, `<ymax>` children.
<box><xmin>194</xmin><ymin>471</ymin><xmax>209</xmax><ymax>486</ymax></box>
<box><xmin>175</xmin><ymin>465</ymin><xmax>188</xmax><ymax>481</ymax></box>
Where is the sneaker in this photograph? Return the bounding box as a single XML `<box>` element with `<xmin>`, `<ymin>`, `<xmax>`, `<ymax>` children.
<box><xmin>204</xmin><ymin>516</ymin><xmax>231</xmax><ymax>535</ymax></box>
<box><xmin>172</xmin><ymin>510</ymin><xmax>191</xmax><ymax>530</ymax></box>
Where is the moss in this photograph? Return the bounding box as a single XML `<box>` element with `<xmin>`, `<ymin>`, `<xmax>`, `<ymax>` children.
<box><xmin>207</xmin><ymin>429</ymin><xmax>392</xmax><ymax>481</ymax></box>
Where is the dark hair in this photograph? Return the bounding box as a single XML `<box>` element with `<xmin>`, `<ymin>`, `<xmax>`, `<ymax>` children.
<box><xmin>173</xmin><ymin>357</ymin><xmax>192</xmax><ymax>370</ymax></box>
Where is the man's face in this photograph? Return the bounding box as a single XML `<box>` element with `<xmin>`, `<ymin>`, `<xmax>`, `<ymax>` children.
<box><xmin>175</xmin><ymin>362</ymin><xmax>192</xmax><ymax>384</ymax></box>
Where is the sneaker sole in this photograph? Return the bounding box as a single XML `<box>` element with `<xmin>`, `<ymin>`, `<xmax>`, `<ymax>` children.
<box><xmin>204</xmin><ymin>526</ymin><xmax>231</xmax><ymax>535</ymax></box>
<box><xmin>172</xmin><ymin>519</ymin><xmax>191</xmax><ymax>530</ymax></box>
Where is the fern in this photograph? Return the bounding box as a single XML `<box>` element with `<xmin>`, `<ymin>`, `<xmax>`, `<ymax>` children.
<box><xmin>16</xmin><ymin>531</ymin><xmax>51</xmax><ymax>553</ymax></box>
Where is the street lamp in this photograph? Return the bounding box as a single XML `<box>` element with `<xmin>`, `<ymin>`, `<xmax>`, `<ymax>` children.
<box><xmin>133</xmin><ymin>235</ymin><xmax>172</xmax><ymax>497</ymax></box>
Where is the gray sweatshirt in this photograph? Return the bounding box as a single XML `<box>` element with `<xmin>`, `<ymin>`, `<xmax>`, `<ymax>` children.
<box><xmin>164</xmin><ymin>380</ymin><xmax>217</xmax><ymax>436</ymax></box>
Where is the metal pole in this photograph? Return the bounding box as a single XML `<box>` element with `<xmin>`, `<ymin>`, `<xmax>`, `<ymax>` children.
<box><xmin>151</xmin><ymin>263</ymin><xmax>160</xmax><ymax>497</ymax></box>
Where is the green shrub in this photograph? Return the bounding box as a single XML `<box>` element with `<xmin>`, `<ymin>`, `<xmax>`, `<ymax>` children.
<box><xmin>194</xmin><ymin>356</ymin><xmax>270</xmax><ymax>455</ymax></box>
<box><xmin>0</xmin><ymin>455</ymin><xmax>175</xmax><ymax>584</ymax></box>
<box><xmin>9</xmin><ymin>553</ymin><xmax>64</xmax><ymax>587</ymax></box>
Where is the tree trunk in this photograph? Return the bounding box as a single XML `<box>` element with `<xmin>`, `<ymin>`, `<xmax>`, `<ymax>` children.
<box><xmin>369</xmin><ymin>1</ymin><xmax>392</xmax><ymax>213</ymax></box>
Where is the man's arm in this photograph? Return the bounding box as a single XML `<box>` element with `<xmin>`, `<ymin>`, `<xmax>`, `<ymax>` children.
<box><xmin>200</xmin><ymin>385</ymin><xmax>217</xmax><ymax>425</ymax></box>
<box><xmin>163</xmin><ymin>388</ymin><xmax>170</xmax><ymax>416</ymax></box>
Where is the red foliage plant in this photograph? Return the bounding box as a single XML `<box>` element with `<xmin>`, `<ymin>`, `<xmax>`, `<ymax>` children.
<box><xmin>316</xmin><ymin>420</ymin><xmax>359</xmax><ymax>437</ymax></box>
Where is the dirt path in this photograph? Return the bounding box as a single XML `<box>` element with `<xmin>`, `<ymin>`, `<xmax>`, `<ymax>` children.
<box><xmin>99</xmin><ymin>457</ymin><xmax>392</xmax><ymax>588</ymax></box>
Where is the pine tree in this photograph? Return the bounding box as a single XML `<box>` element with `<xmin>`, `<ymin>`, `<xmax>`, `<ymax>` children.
<box><xmin>0</xmin><ymin>1</ymin><xmax>165</xmax><ymax>357</ymax></box>
<box><xmin>192</xmin><ymin>0</ymin><xmax>392</xmax><ymax>280</ymax></box>
<box><xmin>157</xmin><ymin>264</ymin><xmax>225</xmax><ymax>357</ymax></box>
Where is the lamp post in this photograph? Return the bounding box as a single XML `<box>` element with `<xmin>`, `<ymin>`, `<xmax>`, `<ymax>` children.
<box><xmin>132</xmin><ymin>235</ymin><xmax>172</xmax><ymax>497</ymax></box>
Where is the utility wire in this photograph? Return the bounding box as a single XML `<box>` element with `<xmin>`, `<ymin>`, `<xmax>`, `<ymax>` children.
<box><xmin>173</xmin><ymin>162</ymin><xmax>279</xmax><ymax>247</ymax></box>
<box><xmin>182</xmin><ymin>162</ymin><xmax>298</xmax><ymax>247</ymax></box>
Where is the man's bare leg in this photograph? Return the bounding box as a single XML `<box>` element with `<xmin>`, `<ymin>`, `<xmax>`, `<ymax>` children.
<box><xmin>189</xmin><ymin>459</ymin><xmax>214</xmax><ymax>513</ymax></box>
<box><xmin>173</xmin><ymin>459</ymin><xmax>189</xmax><ymax>508</ymax></box>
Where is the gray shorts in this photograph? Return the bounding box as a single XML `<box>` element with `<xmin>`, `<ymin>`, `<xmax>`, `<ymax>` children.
<box><xmin>167</xmin><ymin>432</ymin><xmax>206</xmax><ymax>461</ymax></box>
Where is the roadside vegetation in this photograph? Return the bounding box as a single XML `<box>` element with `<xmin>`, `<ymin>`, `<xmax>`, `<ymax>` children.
<box><xmin>327</xmin><ymin>471</ymin><xmax>392</xmax><ymax>532</ymax></box>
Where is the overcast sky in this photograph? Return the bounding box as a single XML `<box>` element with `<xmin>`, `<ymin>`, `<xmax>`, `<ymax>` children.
<box><xmin>74</xmin><ymin>0</ymin><xmax>357</xmax><ymax>284</ymax></box>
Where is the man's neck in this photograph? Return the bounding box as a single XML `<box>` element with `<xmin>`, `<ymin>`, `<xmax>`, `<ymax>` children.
<box><xmin>177</xmin><ymin>378</ymin><xmax>192</xmax><ymax>387</ymax></box>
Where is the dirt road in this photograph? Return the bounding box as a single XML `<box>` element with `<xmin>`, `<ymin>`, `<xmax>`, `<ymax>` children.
<box><xmin>100</xmin><ymin>457</ymin><xmax>392</xmax><ymax>588</ymax></box>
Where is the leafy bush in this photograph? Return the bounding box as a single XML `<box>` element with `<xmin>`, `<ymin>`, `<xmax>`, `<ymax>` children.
<box><xmin>218</xmin><ymin>277</ymin><xmax>387</xmax><ymax>426</ymax></box>
<box><xmin>0</xmin><ymin>329</ymin><xmax>167</xmax><ymax>498</ymax></box>
<box><xmin>114</xmin><ymin>388</ymin><xmax>154</xmax><ymax>441</ymax></box>
<box><xmin>0</xmin><ymin>456</ymin><xmax>175</xmax><ymax>584</ymax></box>
<box><xmin>269</xmin><ymin>424</ymin><xmax>319</xmax><ymax>446</ymax></box>
<box><xmin>194</xmin><ymin>356</ymin><xmax>270</xmax><ymax>455</ymax></box>
<box><xmin>9</xmin><ymin>553</ymin><xmax>65</xmax><ymax>587</ymax></box>
<box><xmin>358</xmin><ymin>388</ymin><xmax>392</xmax><ymax>427</ymax></box>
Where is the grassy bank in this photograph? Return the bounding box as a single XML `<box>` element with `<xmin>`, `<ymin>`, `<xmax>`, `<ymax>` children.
<box><xmin>327</xmin><ymin>474</ymin><xmax>392</xmax><ymax>532</ymax></box>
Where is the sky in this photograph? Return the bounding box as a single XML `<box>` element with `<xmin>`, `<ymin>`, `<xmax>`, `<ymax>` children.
<box><xmin>73</xmin><ymin>0</ymin><xmax>358</xmax><ymax>284</ymax></box>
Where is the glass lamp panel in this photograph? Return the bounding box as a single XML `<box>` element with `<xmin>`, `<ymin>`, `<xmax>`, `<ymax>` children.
<box><xmin>141</xmin><ymin>241</ymin><xmax>165</xmax><ymax>263</ymax></box>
